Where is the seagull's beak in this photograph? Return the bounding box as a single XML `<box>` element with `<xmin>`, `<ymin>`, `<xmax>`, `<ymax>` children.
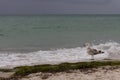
<box><xmin>98</xmin><ymin>51</ymin><xmax>104</xmax><ymax>53</ymax></box>
<box><xmin>102</xmin><ymin>51</ymin><xmax>104</xmax><ymax>53</ymax></box>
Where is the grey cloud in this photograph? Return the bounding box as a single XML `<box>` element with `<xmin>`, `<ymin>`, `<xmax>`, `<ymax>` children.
<box><xmin>0</xmin><ymin>0</ymin><xmax>119</xmax><ymax>15</ymax></box>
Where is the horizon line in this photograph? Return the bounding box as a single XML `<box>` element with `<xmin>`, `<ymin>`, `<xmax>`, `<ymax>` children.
<box><xmin>0</xmin><ymin>14</ymin><xmax>120</xmax><ymax>16</ymax></box>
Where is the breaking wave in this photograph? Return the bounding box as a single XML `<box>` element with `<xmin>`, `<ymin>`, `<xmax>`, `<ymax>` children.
<box><xmin>0</xmin><ymin>42</ymin><xmax>120</xmax><ymax>68</ymax></box>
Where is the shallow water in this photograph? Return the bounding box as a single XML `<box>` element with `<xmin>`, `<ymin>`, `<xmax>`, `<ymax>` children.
<box><xmin>0</xmin><ymin>15</ymin><xmax>120</xmax><ymax>51</ymax></box>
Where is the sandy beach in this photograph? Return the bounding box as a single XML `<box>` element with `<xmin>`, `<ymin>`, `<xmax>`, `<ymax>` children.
<box><xmin>19</xmin><ymin>66</ymin><xmax>120</xmax><ymax>80</ymax></box>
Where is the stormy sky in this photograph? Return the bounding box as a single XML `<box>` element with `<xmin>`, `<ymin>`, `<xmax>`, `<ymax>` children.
<box><xmin>0</xmin><ymin>0</ymin><xmax>120</xmax><ymax>15</ymax></box>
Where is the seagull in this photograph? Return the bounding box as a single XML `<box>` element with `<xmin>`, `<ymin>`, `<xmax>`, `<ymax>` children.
<box><xmin>84</xmin><ymin>43</ymin><xmax>104</xmax><ymax>60</ymax></box>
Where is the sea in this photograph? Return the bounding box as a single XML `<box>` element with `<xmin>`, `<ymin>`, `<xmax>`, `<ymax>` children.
<box><xmin>0</xmin><ymin>15</ymin><xmax>120</xmax><ymax>68</ymax></box>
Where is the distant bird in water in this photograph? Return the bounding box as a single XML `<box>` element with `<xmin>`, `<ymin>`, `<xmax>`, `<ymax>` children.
<box><xmin>84</xmin><ymin>43</ymin><xmax>104</xmax><ymax>60</ymax></box>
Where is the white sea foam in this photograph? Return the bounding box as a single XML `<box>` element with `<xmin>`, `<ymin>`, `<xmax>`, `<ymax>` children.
<box><xmin>0</xmin><ymin>42</ymin><xmax>120</xmax><ymax>69</ymax></box>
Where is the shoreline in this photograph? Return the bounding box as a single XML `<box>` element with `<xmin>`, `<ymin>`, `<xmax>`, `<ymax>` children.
<box><xmin>0</xmin><ymin>58</ymin><xmax>118</xmax><ymax>69</ymax></box>
<box><xmin>0</xmin><ymin>60</ymin><xmax>120</xmax><ymax>80</ymax></box>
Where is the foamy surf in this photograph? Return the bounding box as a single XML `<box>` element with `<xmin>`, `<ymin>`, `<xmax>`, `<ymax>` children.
<box><xmin>0</xmin><ymin>42</ymin><xmax>120</xmax><ymax>69</ymax></box>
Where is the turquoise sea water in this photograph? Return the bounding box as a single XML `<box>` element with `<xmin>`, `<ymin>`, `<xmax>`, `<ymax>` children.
<box><xmin>1</xmin><ymin>15</ymin><xmax>120</xmax><ymax>68</ymax></box>
<box><xmin>0</xmin><ymin>15</ymin><xmax>120</xmax><ymax>52</ymax></box>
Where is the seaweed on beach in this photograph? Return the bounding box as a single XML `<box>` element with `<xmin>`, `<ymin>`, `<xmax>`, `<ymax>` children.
<box><xmin>13</xmin><ymin>61</ymin><xmax>120</xmax><ymax>76</ymax></box>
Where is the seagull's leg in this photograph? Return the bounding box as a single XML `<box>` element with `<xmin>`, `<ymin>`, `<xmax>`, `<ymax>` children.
<box><xmin>91</xmin><ymin>55</ymin><xmax>94</xmax><ymax>60</ymax></box>
<box><xmin>93</xmin><ymin>55</ymin><xmax>94</xmax><ymax>60</ymax></box>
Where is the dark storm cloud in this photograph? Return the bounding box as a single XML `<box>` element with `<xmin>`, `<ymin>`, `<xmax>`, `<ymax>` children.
<box><xmin>0</xmin><ymin>0</ymin><xmax>119</xmax><ymax>15</ymax></box>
